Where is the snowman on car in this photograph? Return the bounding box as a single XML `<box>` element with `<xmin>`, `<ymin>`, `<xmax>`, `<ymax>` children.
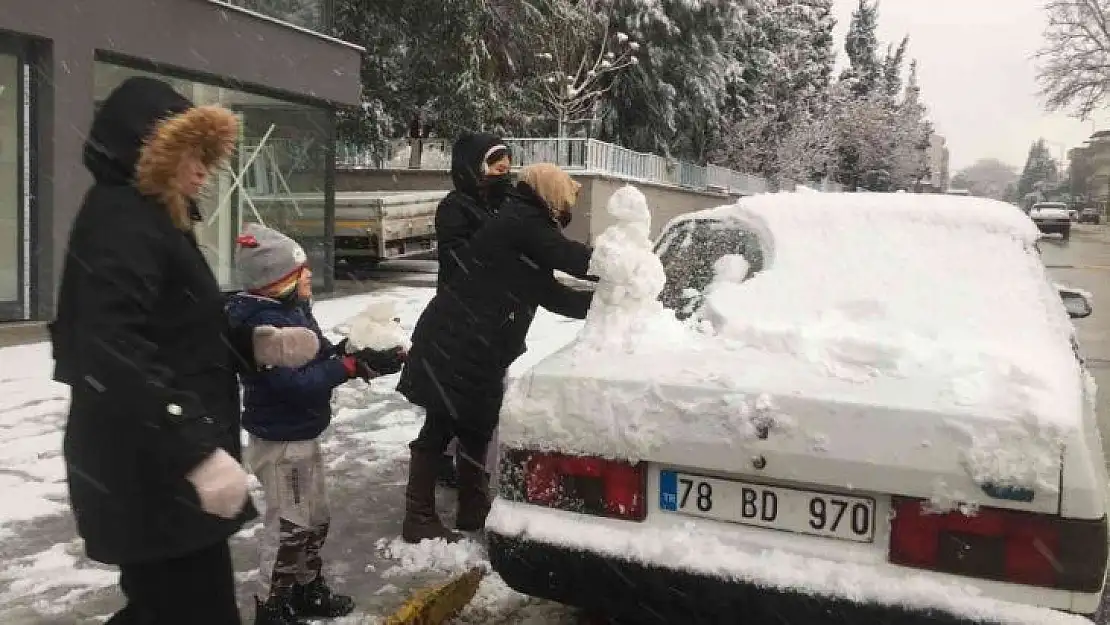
<box><xmin>577</xmin><ymin>185</ymin><xmax>669</xmax><ymax>352</ymax></box>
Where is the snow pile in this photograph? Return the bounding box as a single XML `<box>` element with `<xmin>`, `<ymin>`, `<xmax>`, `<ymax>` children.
<box><xmin>340</xmin><ymin>300</ymin><xmax>411</xmax><ymax>352</ymax></box>
<box><xmin>695</xmin><ymin>193</ymin><xmax>1080</xmax><ymax>430</ymax></box>
<box><xmin>375</xmin><ymin>537</ymin><xmax>569</xmax><ymax>623</ymax></box>
<box><xmin>502</xmin><ymin>377</ymin><xmax>795</xmax><ymax>462</ymax></box>
<box><xmin>375</xmin><ymin>537</ymin><xmax>488</xmax><ymax>578</ymax></box>
<box><xmin>501</xmin><ymin>192</ymin><xmax>1080</xmax><ymax>494</ymax></box>
<box><xmin>950</xmin><ymin>415</ymin><xmax>1065</xmax><ymax>494</ymax></box>
<box><xmin>576</xmin><ymin>185</ymin><xmax>687</xmax><ymax>353</ymax></box>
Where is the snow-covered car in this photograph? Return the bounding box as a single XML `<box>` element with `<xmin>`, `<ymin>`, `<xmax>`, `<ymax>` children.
<box><xmin>1080</xmin><ymin>207</ymin><xmax>1102</xmax><ymax>225</ymax></box>
<box><xmin>488</xmin><ymin>191</ymin><xmax>1108</xmax><ymax>625</ymax></box>
<box><xmin>1030</xmin><ymin>202</ymin><xmax>1073</xmax><ymax>240</ymax></box>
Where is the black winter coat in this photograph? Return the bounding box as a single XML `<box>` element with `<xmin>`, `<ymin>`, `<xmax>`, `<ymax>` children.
<box><xmin>397</xmin><ymin>182</ymin><xmax>594</xmax><ymax>432</ymax></box>
<box><xmin>435</xmin><ymin>132</ymin><xmax>511</xmax><ymax>292</ymax></box>
<box><xmin>50</xmin><ymin>77</ymin><xmax>256</xmax><ymax>565</ymax></box>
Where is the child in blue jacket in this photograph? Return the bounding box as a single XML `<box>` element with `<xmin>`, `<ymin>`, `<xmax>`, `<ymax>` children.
<box><xmin>227</xmin><ymin>223</ymin><xmax>404</xmax><ymax>625</ymax></box>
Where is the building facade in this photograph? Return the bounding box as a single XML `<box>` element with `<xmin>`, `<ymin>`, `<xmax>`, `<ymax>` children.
<box><xmin>921</xmin><ymin>133</ymin><xmax>950</xmax><ymax>193</ymax></box>
<box><xmin>0</xmin><ymin>0</ymin><xmax>361</xmax><ymax>322</ymax></box>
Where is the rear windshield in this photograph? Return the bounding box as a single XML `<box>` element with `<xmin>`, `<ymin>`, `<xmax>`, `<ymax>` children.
<box><xmin>655</xmin><ymin>219</ymin><xmax>764</xmax><ymax>319</ymax></box>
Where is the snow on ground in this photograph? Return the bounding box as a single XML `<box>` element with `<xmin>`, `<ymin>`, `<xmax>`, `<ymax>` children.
<box><xmin>0</xmin><ymin>284</ymin><xmax>583</xmax><ymax>623</ymax></box>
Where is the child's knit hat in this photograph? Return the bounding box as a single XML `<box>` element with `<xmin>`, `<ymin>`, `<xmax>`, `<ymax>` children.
<box><xmin>235</xmin><ymin>223</ymin><xmax>308</xmax><ymax>295</ymax></box>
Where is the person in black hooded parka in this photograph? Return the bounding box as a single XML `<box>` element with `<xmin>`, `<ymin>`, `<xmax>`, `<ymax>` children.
<box><xmin>433</xmin><ymin>132</ymin><xmax>513</xmax><ymax>486</ymax></box>
<box><xmin>435</xmin><ymin>132</ymin><xmax>513</xmax><ymax>291</ymax></box>
<box><xmin>50</xmin><ymin>77</ymin><xmax>317</xmax><ymax>625</ymax></box>
<box><xmin>398</xmin><ymin>163</ymin><xmax>595</xmax><ymax>543</ymax></box>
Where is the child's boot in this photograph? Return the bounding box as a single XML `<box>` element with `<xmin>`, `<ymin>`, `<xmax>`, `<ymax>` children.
<box><xmin>291</xmin><ymin>576</ymin><xmax>355</xmax><ymax>618</ymax></box>
<box><xmin>253</xmin><ymin>592</ymin><xmax>308</xmax><ymax>625</ymax></box>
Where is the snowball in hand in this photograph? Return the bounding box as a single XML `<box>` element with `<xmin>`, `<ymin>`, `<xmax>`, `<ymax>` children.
<box><xmin>344</xmin><ymin>301</ymin><xmax>411</xmax><ymax>352</ymax></box>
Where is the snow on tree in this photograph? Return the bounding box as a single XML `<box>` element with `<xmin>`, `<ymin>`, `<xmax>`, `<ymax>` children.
<box><xmin>840</xmin><ymin>0</ymin><xmax>882</xmax><ymax>97</ymax></box>
<box><xmin>1036</xmin><ymin>0</ymin><xmax>1110</xmax><ymax>119</ymax></box>
<box><xmin>527</xmin><ymin>2</ymin><xmax>640</xmax><ymax>138</ymax></box>
<box><xmin>1018</xmin><ymin>139</ymin><xmax>1061</xmax><ymax>199</ymax></box>
<box><xmin>709</xmin><ymin>0</ymin><xmax>839</xmax><ymax>184</ymax></box>
<box><xmin>951</xmin><ymin>158</ymin><xmax>1020</xmax><ymax>201</ymax></box>
<box><xmin>599</xmin><ymin>0</ymin><xmax>762</xmax><ymax>161</ymax></box>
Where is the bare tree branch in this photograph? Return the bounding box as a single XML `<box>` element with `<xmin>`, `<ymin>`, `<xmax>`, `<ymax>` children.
<box><xmin>1036</xmin><ymin>0</ymin><xmax>1110</xmax><ymax>119</ymax></box>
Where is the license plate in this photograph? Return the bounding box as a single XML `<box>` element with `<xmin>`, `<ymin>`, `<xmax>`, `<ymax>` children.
<box><xmin>658</xmin><ymin>471</ymin><xmax>876</xmax><ymax>543</ymax></box>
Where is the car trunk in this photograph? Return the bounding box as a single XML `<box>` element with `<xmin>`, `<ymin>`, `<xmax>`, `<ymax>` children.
<box><xmin>653</xmin><ymin>390</ymin><xmax>1062</xmax><ymax>515</ymax></box>
<box><xmin>507</xmin><ymin>370</ymin><xmax>1065</xmax><ymax>517</ymax></box>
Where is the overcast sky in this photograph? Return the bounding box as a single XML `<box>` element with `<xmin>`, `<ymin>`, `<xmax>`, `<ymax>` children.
<box><xmin>830</xmin><ymin>0</ymin><xmax>1110</xmax><ymax>172</ymax></box>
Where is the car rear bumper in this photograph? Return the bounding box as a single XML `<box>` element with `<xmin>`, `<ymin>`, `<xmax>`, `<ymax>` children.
<box><xmin>486</xmin><ymin>500</ymin><xmax>1097</xmax><ymax>625</ymax></box>
<box><xmin>491</xmin><ymin>531</ymin><xmax>994</xmax><ymax>625</ymax></box>
<box><xmin>1034</xmin><ymin>219</ymin><xmax>1071</xmax><ymax>232</ymax></box>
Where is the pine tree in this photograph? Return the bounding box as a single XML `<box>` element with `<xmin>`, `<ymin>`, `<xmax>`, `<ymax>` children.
<box><xmin>1017</xmin><ymin>139</ymin><xmax>1060</xmax><ymax>199</ymax></box>
<box><xmin>841</xmin><ymin>0</ymin><xmax>881</xmax><ymax>97</ymax></box>
<box><xmin>710</xmin><ymin>0</ymin><xmax>839</xmax><ymax>184</ymax></box>
<box><xmin>881</xmin><ymin>36</ymin><xmax>909</xmax><ymax>98</ymax></box>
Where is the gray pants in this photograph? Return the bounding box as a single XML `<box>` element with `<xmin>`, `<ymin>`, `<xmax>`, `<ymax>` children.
<box><xmin>245</xmin><ymin>436</ymin><xmax>331</xmax><ymax>598</ymax></box>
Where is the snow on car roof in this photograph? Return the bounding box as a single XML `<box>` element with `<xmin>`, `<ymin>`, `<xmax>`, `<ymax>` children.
<box><xmin>668</xmin><ymin>192</ymin><xmax>1081</xmax><ymax>426</ymax></box>
<box><xmin>520</xmin><ymin>192</ymin><xmax>1081</xmax><ymax>431</ymax></box>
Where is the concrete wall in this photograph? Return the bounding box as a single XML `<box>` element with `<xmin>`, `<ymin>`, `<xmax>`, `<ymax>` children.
<box><xmin>335</xmin><ymin>169</ymin><xmax>738</xmax><ymax>245</ymax></box>
<box><xmin>1</xmin><ymin>0</ymin><xmax>362</xmax><ymax>318</ymax></box>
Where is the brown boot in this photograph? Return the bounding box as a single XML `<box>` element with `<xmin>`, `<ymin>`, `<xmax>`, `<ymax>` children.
<box><xmin>455</xmin><ymin>451</ymin><xmax>492</xmax><ymax>532</ymax></box>
<box><xmin>402</xmin><ymin>448</ymin><xmax>463</xmax><ymax>544</ymax></box>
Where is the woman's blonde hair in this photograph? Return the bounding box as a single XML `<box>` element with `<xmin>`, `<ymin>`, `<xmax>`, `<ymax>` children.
<box><xmin>517</xmin><ymin>163</ymin><xmax>581</xmax><ymax>219</ymax></box>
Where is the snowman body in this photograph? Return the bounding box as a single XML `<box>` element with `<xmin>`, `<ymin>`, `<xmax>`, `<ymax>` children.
<box><xmin>579</xmin><ymin>185</ymin><xmax>667</xmax><ymax>351</ymax></box>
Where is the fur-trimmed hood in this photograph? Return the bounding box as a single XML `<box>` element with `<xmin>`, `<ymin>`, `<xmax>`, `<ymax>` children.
<box><xmin>84</xmin><ymin>77</ymin><xmax>238</xmax><ymax>231</ymax></box>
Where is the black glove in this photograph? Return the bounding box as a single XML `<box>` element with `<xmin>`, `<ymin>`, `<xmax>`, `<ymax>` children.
<box><xmin>352</xmin><ymin>346</ymin><xmax>406</xmax><ymax>376</ymax></box>
<box><xmin>333</xmin><ymin>338</ymin><xmax>350</xmax><ymax>357</ymax></box>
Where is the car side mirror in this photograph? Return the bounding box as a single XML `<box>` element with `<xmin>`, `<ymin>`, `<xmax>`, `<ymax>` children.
<box><xmin>1059</xmin><ymin>287</ymin><xmax>1093</xmax><ymax>319</ymax></box>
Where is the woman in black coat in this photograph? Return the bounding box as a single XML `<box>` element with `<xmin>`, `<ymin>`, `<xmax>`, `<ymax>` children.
<box><xmin>50</xmin><ymin>77</ymin><xmax>315</xmax><ymax>625</ymax></box>
<box><xmin>434</xmin><ymin>132</ymin><xmax>512</xmax><ymax>486</ymax></box>
<box><xmin>397</xmin><ymin>163</ymin><xmax>595</xmax><ymax>543</ymax></box>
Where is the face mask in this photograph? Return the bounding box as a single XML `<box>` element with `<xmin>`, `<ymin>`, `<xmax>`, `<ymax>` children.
<box><xmin>484</xmin><ymin>172</ymin><xmax>513</xmax><ymax>190</ymax></box>
<box><xmin>484</xmin><ymin>173</ymin><xmax>514</xmax><ymax>206</ymax></box>
<box><xmin>558</xmin><ymin>212</ymin><xmax>573</xmax><ymax>228</ymax></box>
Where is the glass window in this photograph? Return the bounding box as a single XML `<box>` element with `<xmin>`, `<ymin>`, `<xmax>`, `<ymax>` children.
<box><xmin>655</xmin><ymin>219</ymin><xmax>764</xmax><ymax>319</ymax></box>
<box><xmin>0</xmin><ymin>52</ymin><xmax>21</xmax><ymax>315</ymax></box>
<box><xmin>223</xmin><ymin>0</ymin><xmax>331</xmax><ymax>33</ymax></box>
<box><xmin>93</xmin><ymin>61</ymin><xmax>332</xmax><ymax>291</ymax></box>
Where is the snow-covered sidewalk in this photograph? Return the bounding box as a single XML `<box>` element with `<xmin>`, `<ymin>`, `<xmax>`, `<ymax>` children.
<box><xmin>0</xmin><ymin>286</ymin><xmax>581</xmax><ymax>624</ymax></box>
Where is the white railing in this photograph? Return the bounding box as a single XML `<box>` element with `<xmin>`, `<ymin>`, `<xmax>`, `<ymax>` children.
<box><xmin>336</xmin><ymin>137</ymin><xmax>839</xmax><ymax>195</ymax></box>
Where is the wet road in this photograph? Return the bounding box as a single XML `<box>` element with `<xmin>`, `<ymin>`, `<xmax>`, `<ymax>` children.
<box><xmin>1041</xmin><ymin>224</ymin><xmax>1110</xmax><ymax>472</ymax></box>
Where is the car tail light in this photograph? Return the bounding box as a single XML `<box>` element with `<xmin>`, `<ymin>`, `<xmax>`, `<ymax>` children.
<box><xmin>500</xmin><ymin>449</ymin><xmax>647</xmax><ymax>521</ymax></box>
<box><xmin>889</xmin><ymin>497</ymin><xmax>1108</xmax><ymax>592</ymax></box>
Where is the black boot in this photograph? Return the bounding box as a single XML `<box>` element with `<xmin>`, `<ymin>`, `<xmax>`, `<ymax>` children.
<box><xmin>403</xmin><ymin>448</ymin><xmax>464</xmax><ymax>544</ymax></box>
<box><xmin>291</xmin><ymin>576</ymin><xmax>355</xmax><ymax>618</ymax></box>
<box><xmin>437</xmin><ymin>453</ymin><xmax>459</xmax><ymax>489</ymax></box>
<box><xmin>253</xmin><ymin>593</ymin><xmax>308</xmax><ymax>625</ymax></box>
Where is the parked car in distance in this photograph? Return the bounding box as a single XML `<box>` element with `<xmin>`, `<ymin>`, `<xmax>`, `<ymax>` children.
<box><xmin>489</xmin><ymin>192</ymin><xmax>1107</xmax><ymax>625</ymax></box>
<box><xmin>1079</xmin><ymin>207</ymin><xmax>1102</xmax><ymax>225</ymax></box>
<box><xmin>1029</xmin><ymin>202</ymin><xmax>1072</xmax><ymax>241</ymax></box>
